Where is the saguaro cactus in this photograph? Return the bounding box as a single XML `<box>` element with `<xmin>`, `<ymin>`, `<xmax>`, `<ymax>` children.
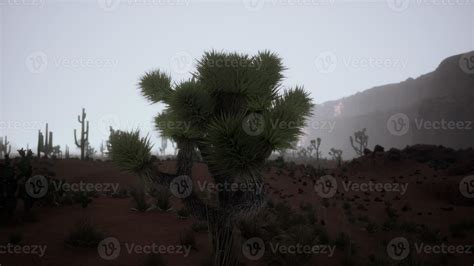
<box><xmin>0</xmin><ymin>136</ymin><xmax>11</xmax><ymax>158</ymax></box>
<box><xmin>350</xmin><ymin>128</ymin><xmax>368</xmax><ymax>156</ymax></box>
<box><xmin>65</xmin><ymin>145</ymin><xmax>70</xmax><ymax>159</ymax></box>
<box><xmin>37</xmin><ymin>123</ymin><xmax>54</xmax><ymax>158</ymax></box>
<box><xmin>74</xmin><ymin>108</ymin><xmax>89</xmax><ymax>160</ymax></box>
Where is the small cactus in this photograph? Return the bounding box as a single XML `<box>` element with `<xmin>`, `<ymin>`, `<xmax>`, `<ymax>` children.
<box><xmin>37</xmin><ymin>123</ymin><xmax>54</xmax><ymax>158</ymax></box>
<box><xmin>0</xmin><ymin>136</ymin><xmax>11</xmax><ymax>158</ymax></box>
<box><xmin>350</xmin><ymin>128</ymin><xmax>368</xmax><ymax>157</ymax></box>
<box><xmin>74</xmin><ymin>108</ymin><xmax>90</xmax><ymax>160</ymax></box>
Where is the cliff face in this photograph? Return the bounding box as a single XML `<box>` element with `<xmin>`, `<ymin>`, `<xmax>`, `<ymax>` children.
<box><xmin>306</xmin><ymin>51</ymin><xmax>474</xmax><ymax>159</ymax></box>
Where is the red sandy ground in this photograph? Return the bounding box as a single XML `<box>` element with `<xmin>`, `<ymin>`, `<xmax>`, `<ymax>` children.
<box><xmin>0</xmin><ymin>153</ymin><xmax>473</xmax><ymax>266</ymax></box>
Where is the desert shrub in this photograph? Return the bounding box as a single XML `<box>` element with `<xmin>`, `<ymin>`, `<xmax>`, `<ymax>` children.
<box><xmin>191</xmin><ymin>221</ymin><xmax>209</xmax><ymax>233</ymax></box>
<box><xmin>179</xmin><ymin>230</ymin><xmax>197</xmax><ymax>251</ymax></box>
<box><xmin>65</xmin><ymin>218</ymin><xmax>104</xmax><ymax>248</ymax></box>
<box><xmin>141</xmin><ymin>254</ymin><xmax>166</xmax><ymax>266</ymax></box>
<box><xmin>152</xmin><ymin>187</ymin><xmax>172</xmax><ymax>212</ymax></box>
<box><xmin>130</xmin><ymin>184</ymin><xmax>150</xmax><ymax>212</ymax></box>
<box><xmin>72</xmin><ymin>191</ymin><xmax>93</xmax><ymax>208</ymax></box>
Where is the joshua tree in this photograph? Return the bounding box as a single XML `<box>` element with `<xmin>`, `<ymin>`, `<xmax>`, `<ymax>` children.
<box><xmin>350</xmin><ymin>128</ymin><xmax>368</xmax><ymax>156</ymax></box>
<box><xmin>0</xmin><ymin>136</ymin><xmax>11</xmax><ymax>158</ymax></box>
<box><xmin>329</xmin><ymin>148</ymin><xmax>343</xmax><ymax>167</ymax></box>
<box><xmin>37</xmin><ymin>123</ymin><xmax>54</xmax><ymax>158</ymax></box>
<box><xmin>108</xmin><ymin>51</ymin><xmax>313</xmax><ymax>266</ymax></box>
<box><xmin>309</xmin><ymin>138</ymin><xmax>322</xmax><ymax>161</ymax></box>
<box><xmin>52</xmin><ymin>145</ymin><xmax>62</xmax><ymax>159</ymax></box>
<box><xmin>74</xmin><ymin>108</ymin><xmax>89</xmax><ymax>160</ymax></box>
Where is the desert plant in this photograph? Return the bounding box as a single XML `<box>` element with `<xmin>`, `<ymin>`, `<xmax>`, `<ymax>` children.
<box><xmin>160</xmin><ymin>137</ymin><xmax>168</xmax><ymax>156</ymax></box>
<box><xmin>85</xmin><ymin>141</ymin><xmax>96</xmax><ymax>160</ymax></box>
<box><xmin>0</xmin><ymin>136</ymin><xmax>11</xmax><ymax>158</ymax></box>
<box><xmin>65</xmin><ymin>218</ymin><xmax>104</xmax><ymax>248</ymax></box>
<box><xmin>329</xmin><ymin>148</ymin><xmax>343</xmax><ymax>167</ymax></box>
<box><xmin>177</xmin><ymin>207</ymin><xmax>190</xmax><ymax>219</ymax></box>
<box><xmin>130</xmin><ymin>184</ymin><xmax>151</xmax><ymax>212</ymax></box>
<box><xmin>109</xmin><ymin>51</ymin><xmax>313</xmax><ymax>266</ymax></box>
<box><xmin>151</xmin><ymin>186</ymin><xmax>172</xmax><ymax>212</ymax></box>
<box><xmin>37</xmin><ymin>123</ymin><xmax>54</xmax><ymax>158</ymax></box>
<box><xmin>74</xmin><ymin>108</ymin><xmax>90</xmax><ymax>160</ymax></box>
<box><xmin>65</xmin><ymin>145</ymin><xmax>70</xmax><ymax>159</ymax></box>
<box><xmin>349</xmin><ymin>128</ymin><xmax>368</xmax><ymax>157</ymax></box>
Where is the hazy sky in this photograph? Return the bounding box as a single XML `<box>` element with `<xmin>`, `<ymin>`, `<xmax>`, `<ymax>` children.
<box><xmin>1</xmin><ymin>0</ymin><xmax>473</xmax><ymax>154</ymax></box>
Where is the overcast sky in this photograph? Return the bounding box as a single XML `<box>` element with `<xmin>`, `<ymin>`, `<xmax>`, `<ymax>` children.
<box><xmin>1</xmin><ymin>0</ymin><xmax>473</xmax><ymax>154</ymax></box>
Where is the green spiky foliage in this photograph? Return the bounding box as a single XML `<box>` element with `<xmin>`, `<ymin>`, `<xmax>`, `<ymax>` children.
<box><xmin>74</xmin><ymin>108</ymin><xmax>89</xmax><ymax>160</ymax></box>
<box><xmin>0</xmin><ymin>136</ymin><xmax>11</xmax><ymax>158</ymax></box>
<box><xmin>37</xmin><ymin>123</ymin><xmax>54</xmax><ymax>158</ymax></box>
<box><xmin>349</xmin><ymin>128</ymin><xmax>368</xmax><ymax>157</ymax></box>
<box><xmin>110</xmin><ymin>50</ymin><xmax>313</xmax><ymax>266</ymax></box>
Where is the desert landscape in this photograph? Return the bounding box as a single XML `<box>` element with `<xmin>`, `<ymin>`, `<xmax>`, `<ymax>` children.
<box><xmin>2</xmin><ymin>1</ymin><xmax>474</xmax><ymax>266</ymax></box>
